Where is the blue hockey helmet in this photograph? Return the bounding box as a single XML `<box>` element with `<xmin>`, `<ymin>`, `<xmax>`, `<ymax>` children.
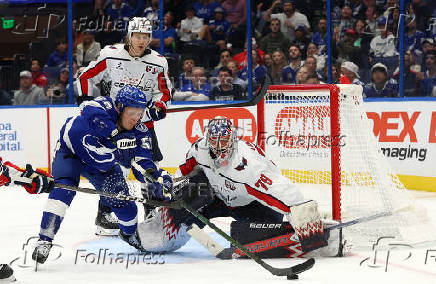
<box><xmin>115</xmin><ymin>85</ymin><xmax>149</xmax><ymax>111</ymax></box>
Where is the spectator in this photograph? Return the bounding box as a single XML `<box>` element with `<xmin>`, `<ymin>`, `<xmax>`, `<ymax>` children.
<box><xmin>419</xmin><ymin>50</ymin><xmax>436</xmax><ymax>96</ymax></box>
<box><xmin>207</xmin><ymin>7</ymin><xmax>232</xmax><ymax>50</ymax></box>
<box><xmin>214</xmin><ymin>49</ymin><xmax>232</xmax><ymax>74</ymax></box>
<box><xmin>41</xmin><ymin>68</ymin><xmax>69</xmax><ymax>104</ymax></box>
<box><xmin>305</xmin><ymin>73</ymin><xmax>321</xmax><ymax>84</ymax></box>
<box><xmin>106</xmin><ymin>0</ymin><xmax>133</xmax><ymax>27</ymax></box>
<box><xmin>259</xmin><ymin>18</ymin><xmax>291</xmax><ymax>56</ymax></box>
<box><xmin>340</xmin><ymin>61</ymin><xmax>364</xmax><ymax>85</ymax></box>
<box><xmin>13</xmin><ymin>71</ymin><xmax>45</xmax><ymax>105</ymax></box>
<box><xmin>364</xmin><ymin>63</ymin><xmax>398</xmax><ymax>97</ymax></box>
<box><xmin>176</xmin><ymin>66</ymin><xmax>212</xmax><ymax>101</ymax></box>
<box><xmin>226</xmin><ymin>60</ymin><xmax>246</xmax><ymax>88</ymax></box>
<box><xmin>142</xmin><ymin>0</ymin><xmax>159</xmax><ymax>21</ymax></box>
<box><xmin>263</xmin><ymin>53</ymin><xmax>273</xmax><ymax>73</ymax></box>
<box><xmin>410</xmin><ymin>0</ymin><xmax>427</xmax><ymax>32</ymax></box>
<box><xmin>354</xmin><ymin>19</ymin><xmax>373</xmax><ymax>72</ymax></box>
<box><xmin>179</xmin><ymin>56</ymin><xmax>196</xmax><ymax>90</ymax></box>
<box><xmin>232</xmin><ymin>38</ymin><xmax>265</xmax><ymax>70</ymax></box>
<box><xmin>45</xmin><ymin>39</ymin><xmax>68</xmax><ymax>68</ymax></box>
<box><xmin>193</xmin><ymin>0</ymin><xmax>222</xmax><ymax>24</ymax></box>
<box><xmin>150</xmin><ymin>11</ymin><xmax>177</xmax><ymax>55</ymax></box>
<box><xmin>72</xmin><ymin>19</ymin><xmax>83</xmax><ymax>56</ymax></box>
<box><xmin>295</xmin><ymin>65</ymin><xmax>310</xmax><ymax>84</ymax></box>
<box><xmin>303</xmin><ymin>56</ymin><xmax>317</xmax><ymax>77</ymax></box>
<box><xmin>336</xmin><ymin>28</ymin><xmax>361</xmax><ymax>64</ymax></box>
<box><xmin>76</xmin><ymin>31</ymin><xmax>101</xmax><ymax>68</ymax></box>
<box><xmin>393</xmin><ymin>51</ymin><xmax>422</xmax><ymax>96</ymax></box>
<box><xmin>419</xmin><ymin>38</ymin><xmax>435</xmax><ymax>70</ymax></box>
<box><xmin>370</xmin><ymin>17</ymin><xmax>398</xmax><ymax>61</ymax></box>
<box><xmin>312</xmin><ymin>17</ymin><xmax>328</xmax><ymax>54</ymax></box>
<box><xmin>365</xmin><ymin>5</ymin><xmax>379</xmax><ymax>34</ymax></box>
<box><xmin>31</xmin><ymin>59</ymin><xmax>48</xmax><ymax>88</ymax></box>
<box><xmin>282</xmin><ymin>45</ymin><xmax>304</xmax><ymax>83</ymax></box>
<box><xmin>238</xmin><ymin>50</ymin><xmax>267</xmax><ymax>89</ymax></box>
<box><xmin>270</xmin><ymin>49</ymin><xmax>287</xmax><ymax>83</ymax></box>
<box><xmin>221</xmin><ymin>0</ymin><xmax>246</xmax><ymax>48</ymax></box>
<box><xmin>307</xmin><ymin>42</ymin><xmax>325</xmax><ymax>72</ymax></box>
<box><xmin>291</xmin><ymin>25</ymin><xmax>310</xmax><ymax>58</ymax></box>
<box><xmin>263</xmin><ymin>0</ymin><xmax>310</xmax><ymax>41</ymax></box>
<box><xmin>383</xmin><ymin>0</ymin><xmax>398</xmax><ymax>18</ymax></box>
<box><xmin>322</xmin><ymin>62</ymin><xmax>340</xmax><ymax>83</ymax></box>
<box><xmin>210</xmin><ymin>67</ymin><xmax>244</xmax><ymax>101</ymax></box>
<box><xmin>177</xmin><ymin>6</ymin><xmax>208</xmax><ymax>45</ymax></box>
<box><xmin>95</xmin><ymin>19</ymin><xmax>124</xmax><ymax>48</ymax></box>
<box><xmin>0</xmin><ymin>80</ymin><xmax>11</xmax><ymax>105</ymax></box>
<box><xmin>338</xmin><ymin>5</ymin><xmax>355</xmax><ymax>41</ymax></box>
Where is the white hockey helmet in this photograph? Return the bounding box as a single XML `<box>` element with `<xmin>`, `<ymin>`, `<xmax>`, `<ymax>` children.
<box><xmin>205</xmin><ymin>116</ymin><xmax>238</xmax><ymax>168</ymax></box>
<box><xmin>127</xmin><ymin>17</ymin><xmax>153</xmax><ymax>41</ymax></box>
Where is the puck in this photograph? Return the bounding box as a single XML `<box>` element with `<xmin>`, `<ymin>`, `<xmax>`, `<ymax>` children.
<box><xmin>287</xmin><ymin>274</ymin><xmax>299</xmax><ymax>280</ymax></box>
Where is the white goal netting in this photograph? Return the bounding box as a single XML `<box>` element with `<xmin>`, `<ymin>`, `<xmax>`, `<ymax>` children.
<box><xmin>262</xmin><ymin>84</ymin><xmax>435</xmax><ymax>246</ymax></box>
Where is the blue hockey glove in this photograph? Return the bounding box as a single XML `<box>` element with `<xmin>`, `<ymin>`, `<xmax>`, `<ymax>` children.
<box><xmin>151</xmin><ymin>170</ymin><xmax>173</xmax><ymax>201</ymax></box>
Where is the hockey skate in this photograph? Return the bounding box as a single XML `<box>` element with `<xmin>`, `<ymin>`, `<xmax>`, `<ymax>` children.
<box><xmin>119</xmin><ymin>230</ymin><xmax>147</xmax><ymax>252</ymax></box>
<box><xmin>32</xmin><ymin>240</ymin><xmax>53</xmax><ymax>264</ymax></box>
<box><xmin>0</xmin><ymin>264</ymin><xmax>16</xmax><ymax>282</ymax></box>
<box><xmin>95</xmin><ymin>209</ymin><xmax>119</xmax><ymax>236</ymax></box>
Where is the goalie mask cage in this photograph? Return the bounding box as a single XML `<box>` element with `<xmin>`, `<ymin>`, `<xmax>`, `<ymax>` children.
<box><xmin>257</xmin><ymin>84</ymin><xmax>435</xmax><ymax>246</ymax></box>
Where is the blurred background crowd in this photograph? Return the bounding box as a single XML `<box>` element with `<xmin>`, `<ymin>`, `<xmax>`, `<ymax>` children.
<box><xmin>0</xmin><ymin>0</ymin><xmax>435</xmax><ymax>105</ymax></box>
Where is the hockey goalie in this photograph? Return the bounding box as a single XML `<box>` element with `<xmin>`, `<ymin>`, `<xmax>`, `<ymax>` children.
<box><xmin>136</xmin><ymin>116</ymin><xmax>347</xmax><ymax>258</ymax></box>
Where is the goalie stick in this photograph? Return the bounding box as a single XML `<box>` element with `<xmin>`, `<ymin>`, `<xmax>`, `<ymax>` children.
<box><xmin>130</xmin><ymin>161</ymin><xmax>314</xmax><ymax>278</ymax></box>
<box><xmin>166</xmin><ymin>73</ymin><xmax>272</xmax><ymax>113</ymax></box>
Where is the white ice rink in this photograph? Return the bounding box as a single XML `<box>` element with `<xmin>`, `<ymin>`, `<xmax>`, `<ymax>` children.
<box><xmin>1</xmin><ymin>183</ymin><xmax>436</xmax><ymax>284</ymax></box>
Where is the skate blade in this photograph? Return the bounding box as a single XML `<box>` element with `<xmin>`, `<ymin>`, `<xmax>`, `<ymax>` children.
<box><xmin>95</xmin><ymin>227</ymin><xmax>119</xmax><ymax>237</ymax></box>
<box><xmin>0</xmin><ymin>275</ymin><xmax>16</xmax><ymax>282</ymax></box>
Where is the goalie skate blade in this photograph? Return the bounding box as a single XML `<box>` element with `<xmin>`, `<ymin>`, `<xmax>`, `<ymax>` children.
<box><xmin>95</xmin><ymin>227</ymin><xmax>120</xmax><ymax>237</ymax></box>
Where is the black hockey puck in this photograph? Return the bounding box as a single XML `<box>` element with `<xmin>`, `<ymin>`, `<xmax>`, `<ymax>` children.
<box><xmin>287</xmin><ymin>274</ymin><xmax>299</xmax><ymax>280</ymax></box>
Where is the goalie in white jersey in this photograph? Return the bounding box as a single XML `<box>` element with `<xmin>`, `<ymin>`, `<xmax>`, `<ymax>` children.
<box><xmin>138</xmin><ymin>117</ymin><xmax>345</xmax><ymax>258</ymax></box>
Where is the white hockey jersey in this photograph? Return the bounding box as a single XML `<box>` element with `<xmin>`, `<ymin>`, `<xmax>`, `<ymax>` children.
<box><xmin>76</xmin><ymin>44</ymin><xmax>172</xmax><ymax>125</ymax></box>
<box><xmin>179</xmin><ymin>138</ymin><xmax>304</xmax><ymax>215</ymax></box>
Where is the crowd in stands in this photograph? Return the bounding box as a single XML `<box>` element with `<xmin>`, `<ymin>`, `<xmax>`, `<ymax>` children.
<box><xmin>1</xmin><ymin>0</ymin><xmax>436</xmax><ymax>106</ymax></box>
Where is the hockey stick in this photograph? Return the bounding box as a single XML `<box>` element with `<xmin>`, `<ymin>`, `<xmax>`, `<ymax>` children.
<box><xmin>131</xmin><ymin>161</ymin><xmax>315</xmax><ymax>278</ymax></box>
<box><xmin>11</xmin><ymin>175</ymin><xmax>182</xmax><ymax>209</ymax></box>
<box><xmin>166</xmin><ymin>73</ymin><xmax>272</xmax><ymax>113</ymax></box>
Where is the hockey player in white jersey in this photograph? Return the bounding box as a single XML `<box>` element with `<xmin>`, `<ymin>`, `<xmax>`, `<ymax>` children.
<box><xmin>136</xmin><ymin>116</ymin><xmax>345</xmax><ymax>258</ymax></box>
<box><xmin>77</xmin><ymin>17</ymin><xmax>173</xmax><ymax>235</ymax></box>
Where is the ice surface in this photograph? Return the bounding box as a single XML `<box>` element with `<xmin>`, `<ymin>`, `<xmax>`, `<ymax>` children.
<box><xmin>1</xmin><ymin>183</ymin><xmax>436</xmax><ymax>284</ymax></box>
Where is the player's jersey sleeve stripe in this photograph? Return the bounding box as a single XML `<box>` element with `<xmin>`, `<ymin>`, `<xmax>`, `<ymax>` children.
<box><xmin>179</xmin><ymin>157</ymin><xmax>198</xmax><ymax>176</ymax></box>
<box><xmin>245</xmin><ymin>184</ymin><xmax>290</xmax><ymax>213</ymax></box>
<box><xmin>79</xmin><ymin>59</ymin><xmax>107</xmax><ymax>97</ymax></box>
<box><xmin>157</xmin><ymin>71</ymin><xmax>171</xmax><ymax>103</ymax></box>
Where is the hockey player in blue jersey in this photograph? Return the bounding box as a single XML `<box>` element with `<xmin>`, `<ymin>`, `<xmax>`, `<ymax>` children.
<box><xmin>28</xmin><ymin>85</ymin><xmax>172</xmax><ymax>264</ymax></box>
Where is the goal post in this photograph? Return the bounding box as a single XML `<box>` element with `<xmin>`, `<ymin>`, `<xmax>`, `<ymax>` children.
<box><xmin>257</xmin><ymin>84</ymin><xmax>435</xmax><ymax>245</ymax></box>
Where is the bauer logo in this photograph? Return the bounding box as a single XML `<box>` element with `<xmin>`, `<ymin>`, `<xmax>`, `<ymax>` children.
<box><xmin>185</xmin><ymin>108</ymin><xmax>257</xmax><ymax>144</ymax></box>
<box><xmin>274</xmin><ymin>106</ymin><xmax>331</xmax><ymax>149</ymax></box>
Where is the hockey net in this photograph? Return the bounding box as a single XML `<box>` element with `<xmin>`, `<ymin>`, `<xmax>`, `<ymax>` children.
<box><xmin>258</xmin><ymin>84</ymin><xmax>435</xmax><ymax>246</ymax></box>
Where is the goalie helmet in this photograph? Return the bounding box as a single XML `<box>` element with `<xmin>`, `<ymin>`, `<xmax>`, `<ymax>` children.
<box><xmin>115</xmin><ymin>85</ymin><xmax>149</xmax><ymax>111</ymax></box>
<box><xmin>127</xmin><ymin>17</ymin><xmax>153</xmax><ymax>41</ymax></box>
<box><xmin>205</xmin><ymin>116</ymin><xmax>237</xmax><ymax>168</ymax></box>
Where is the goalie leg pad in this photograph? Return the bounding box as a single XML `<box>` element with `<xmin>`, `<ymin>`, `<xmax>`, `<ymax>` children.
<box><xmin>287</xmin><ymin>200</ymin><xmax>328</xmax><ymax>252</ymax></box>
